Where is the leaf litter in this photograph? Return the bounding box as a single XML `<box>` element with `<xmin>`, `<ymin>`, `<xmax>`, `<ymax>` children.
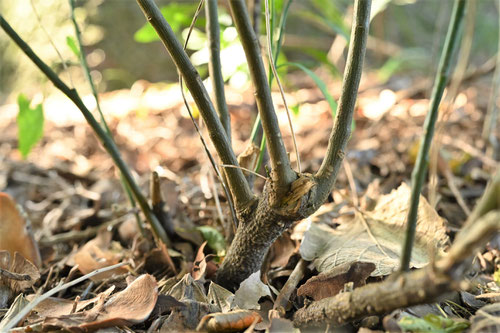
<box><xmin>0</xmin><ymin>69</ymin><xmax>498</xmax><ymax>332</ymax></box>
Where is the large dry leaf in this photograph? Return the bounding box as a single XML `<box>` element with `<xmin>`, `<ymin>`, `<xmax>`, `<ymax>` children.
<box><xmin>0</xmin><ymin>193</ymin><xmax>41</xmax><ymax>267</ymax></box>
<box><xmin>300</xmin><ymin>183</ymin><xmax>449</xmax><ymax>276</ymax></box>
<box><xmin>43</xmin><ymin>274</ymin><xmax>158</xmax><ymax>331</ymax></box>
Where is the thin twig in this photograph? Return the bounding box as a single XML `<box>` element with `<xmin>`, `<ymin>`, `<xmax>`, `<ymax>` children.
<box><xmin>229</xmin><ymin>0</ymin><xmax>296</xmax><ymax>191</ymax></box>
<box><xmin>0</xmin><ymin>268</ymin><xmax>31</xmax><ymax>281</ymax></box>
<box><xmin>482</xmin><ymin>0</ymin><xmax>500</xmax><ymax>155</ymax></box>
<box><xmin>206</xmin><ymin>0</ymin><xmax>231</xmax><ymax>139</ymax></box>
<box><xmin>0</xmin><ymin>15</ymin><xmax>170</xmax><ymax>248</ymax></box>
<box><xmin>1</xmin><ymin>262</ymin><xmax>128</xmax><ymax>331</ymax></box>
<box><xmin>400</xmin><ymin>0</ymin><xmax>466</xmax><ymax>272</ymax></box>
<box><xmin>68</xmin><ymin>0</ymin><xmax>144</xmax><ymax>235</ymax></box>
<box><xmin>264</xmin><ymin>0</ymin><xmax>301</xmax><ymax>173</ymax></box>
<box><xmin>179</xmin><ymin>0</ymin><xmax>238</xmax><ymax>231</ymax></box>
<box><xmin>220</xmin><ymin>164</ymin><xmax>268</xmax><ymax>180</ymax></box>
<box><xmin>29</xmin><ymin>0</ymin><xmax>73</xmax><ymax>87</ymax></box>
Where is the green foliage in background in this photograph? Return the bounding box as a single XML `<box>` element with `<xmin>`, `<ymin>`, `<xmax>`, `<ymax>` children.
<box><xmin>398</xmin><ymin>314</ymin><xmax>469</xmax><ymax>333</ymax></box>
<box><xmin>16</xmin><ymin>94</ymin><xmax>44</xmax><ymax>159</ymax></box>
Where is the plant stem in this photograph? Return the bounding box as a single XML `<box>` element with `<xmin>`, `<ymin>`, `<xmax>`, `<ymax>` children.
<box><xmin>229</xmin><ymin>0</ymin><xmax>296</xmax><ymax>192</ymax></box>
<box><xmin>314</xmin><ymin>0</ymin><xmax>370</xmax><ymax>205</ymax></box>
<box><xmin>135</xmin><ymin>0</ymin><xmax>254</xmax><ymax>210</ymax></box>
<box><xmin>205</xmin><ymin>0</ymin><xmax>231</xmax><ymax>140</ymax></box>
<box><xmin>482</xmin><ymin>0</ymin><xmax>500</xmax><ymax>154</ymax></box>
<box><xmin>400</xmin><ymin>0</ymin><xmax>466</xmax><ymax>272</ymax></box>
<box><xmin>0</xmin><ymin>15</ymin><xmax>170</xmax><ymax>247</ymax></box>
<box><xmin>68</xmin><ymin>0</ymin><xmax>144</xmax><ymax>236</ymax></box>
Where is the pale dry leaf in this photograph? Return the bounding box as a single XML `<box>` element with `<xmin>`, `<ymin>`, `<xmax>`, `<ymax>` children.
<box><xmin>233</xmin><ymin>271</ymin><xmax>271</xmax><ymax>310</ymax></box>
<box><xmin>300</xmin><ymin>183</ymin><xmax>450</xmax><ymax>276</ymax></box>
<box><xmin>207</xmin><ymin>281</ymin><xmax>235</xmax><ymax>313</ymax></box>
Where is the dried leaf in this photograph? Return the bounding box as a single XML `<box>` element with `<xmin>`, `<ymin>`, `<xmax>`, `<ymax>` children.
<box><xmin>300</xmin><ymin>183</ymin><xmax>449</xmax><ymax>276</ymax></box>
<box><xmin>0</xmin><ymin>251</ymin><xmax>40</xmax><ymax>293</ymax></box>
<box><xmin>43</xmin><ymin>274</ymin><xmax>158</xmax><ymax>331</ymax></box>
<box><xmin>0</xmin><ymin>193</ymin><xmax>41</xmax><ymax>267</ymax></box>
<box><xmin>196</xmin><ymin>309</ymin><xmax>262</xmax><ymax>333</ymax></box>
<box><xmin>234</xmin><ymin>271</ymin><xmax>271</xmax><ymax>310</ymax></box>
<box><xmin>297</xmin><ymin>262</ymin><xmax>375</xmax><ymax>300</ymax></box>
<box><xmin>72</xmin><ymin>230</ymin><xmax>128</xmax><ymax>281</ymax></box>
<box><xmin>207</xmin><ymin>282</ymin><xmax>235</xmax><ymax>313</ymax></box>
<box><xmin>192</xmin><ymin>241</ymin><xmax>208</xmax><ymax>281</ymax></box>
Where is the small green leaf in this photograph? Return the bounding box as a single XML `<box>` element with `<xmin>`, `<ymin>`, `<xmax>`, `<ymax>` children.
<box><xmin>66</xmin><ymin>36</ymin><xmax>80</xmax><ymax>57</ymax></box>
<box><xmin>196</xmin><ymin>226</ymin><xmax>226</xmax><ymax>256</ymax></box>
<box><xmin>17</xmin><ymin>94</ymin><xmax>44</xmax><ymax>159</ymax></box>
<box><xmin>291</xmin><ymin>104</ymin><xmax>300</xmax><ymax>116</ymax></box>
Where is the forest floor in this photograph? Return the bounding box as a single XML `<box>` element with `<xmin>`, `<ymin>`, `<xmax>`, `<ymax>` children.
<box><xmin>0</xmin><ymin>68</ymin><xmax>499</xmax><ymax>332</ymax></box>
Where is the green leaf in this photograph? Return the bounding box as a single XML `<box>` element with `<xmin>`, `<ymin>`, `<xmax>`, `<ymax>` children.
<box><xmin>279</xmin><ymin>62</ymin><xmax>338</xmax><ymax>116</ymax></box>
<box><xmin>17</xmin><ymin>94</ymin><xmax>44</xmax><ymax>159</ymax></box>
<box><xmin>291</xmin><ymin>104</ymin><xmax>300</xmax><ymax>116</ymax></box>
<box><xmin>66</xmin><ymin>36</ymin><xmax>80</xmax><ymax>58</ymax></box>
<box><xmin>398</xmin><ymin>314</ymin><xmax>469</xmax><ymax>333</ymax></box>
<box><xmin>196</xmin><ymin>226</ymin><xmax>226</xmax><ymax>256</ymax></box>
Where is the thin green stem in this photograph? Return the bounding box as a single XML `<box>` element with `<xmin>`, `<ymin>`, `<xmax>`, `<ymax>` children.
<box><xmin>482</xmin><ymin>0</ymin><xmax>500</xmax><ymax>153</ymax></box>
<box><xmin>0</xmin><ymin>15</ymin><xmax>170</xmax><ymax>247</ymax></box>
<box><xmin>264</xmin><ymin>0</ymin><xmax>300</xmax><ymax>172</ymax></box>
<box><xmin>400</xmin><ymin>0</ymin><xmax>466</xmax><ymax>272</ymax></box>
<box><xmin>206</xmin><ymin>0</ymin><xmax>231</xmax><ymax>140</ymax></box>
<box><xmin>229</xmin><ymin>0</ymin><xmax>295</xmax><ymax>192</ymax></box>
<box><xmin>135</xmin><ymin>0</ymin><xmax>254</xmax><ymax>210</ymax></box>
<box><xmin>68</xmin><ymin>0</ymin><xmax>144</xmax><ymax>236</ymax></box>
<box><xmin>314</xmin><ymin>0</ymin><xmax>370</xmax><ymax>207</ymax></box>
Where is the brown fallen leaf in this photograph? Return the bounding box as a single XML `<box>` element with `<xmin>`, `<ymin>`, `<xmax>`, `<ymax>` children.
<box><xmin>297</xmin><ymin>262</ymin><xmax>376</xmax><ymax>301</ymax></box>
<box><xmin>0</xmin><ymin>251</ymin><xmax>40</xmax><ymax>294</ymax></box>
<box><xmin>0</xmin><ymin>193</ymin><xmax>41</xmax><ymax>268</ymax></box>
<box><xmin>196</xmin><ymin>309</ymin><xmax>262</xmax><ymax>333</ymax></box>
<box><xmin>192</xmin><ymin>241</ymin><xmax>208</xmax><ymax>281</ymax></box>
<box><xmin>43</xmin><ymin>274</ymin><xmax>158</xmax><ymax>331</ymax></box>
<box><xmin>71</xmin><ymin>230</ymin><xmax>129</xmax><ymax>281</ymax></box>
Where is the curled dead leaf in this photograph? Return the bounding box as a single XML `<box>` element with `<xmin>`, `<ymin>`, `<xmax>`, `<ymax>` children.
<box><xmin>297</xmin><ymin>262</ymin><xmax>376</xmax><ymax>301</ymax></box>
<box><xmin>196</xmin><ymin>309</ymin><xmax>262</xmax><ymax>333</ymax></box>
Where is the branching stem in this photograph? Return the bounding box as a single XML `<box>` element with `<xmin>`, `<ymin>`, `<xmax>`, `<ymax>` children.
<box><xmin>135</xmin><ymin>0</ymin><xmax>254</xmax><ymax>209</ymax></box>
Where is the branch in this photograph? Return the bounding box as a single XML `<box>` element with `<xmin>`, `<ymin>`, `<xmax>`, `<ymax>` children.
<box><xmin>206</xmin><ymin>0</ymin><xmax>231</xmax><ymax>140</ymax></box>
<box><xmin>400</xmin><ymin>0</ymin><xmax>466</xmax><ymax>271</ymax></box>
<box><xmin>294</xmin><ymin>210</ymin><xmax>500</xmax><ymax>327</ymax></box>
<box><xmin>313</xmin><ymin>0</ymin><xmax>371</xmax><ymax>206</ymax></box>
<box><xmin>135</xmin><ymin>0</ymin><xmax>254</xmax><ymax>209</ymax></box>
<box><xmin>0</xmin><ymin>15</ymin><xmax>170</xmax><ymax>247</ymax></box>
<box><xmin>229</xmin><ymin>0</ymin><xmax>296</xmax><ymax>192</ymax></box>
